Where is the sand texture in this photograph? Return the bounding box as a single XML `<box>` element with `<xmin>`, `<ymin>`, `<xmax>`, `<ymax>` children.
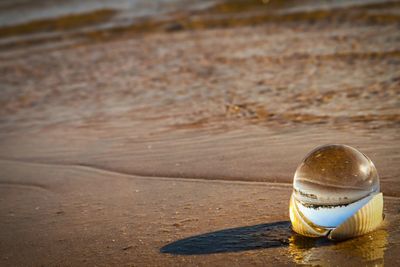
<box><xmin>0</xmin><ymin>0</ymin><xmax>399</xmax><ymax>266</ymax></box>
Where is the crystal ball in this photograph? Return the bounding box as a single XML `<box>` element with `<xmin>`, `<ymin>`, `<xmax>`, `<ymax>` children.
<box><xmin>293</xmin><ymin>144</ymin><xmax>380</xmax><ymax>227</ymax></box>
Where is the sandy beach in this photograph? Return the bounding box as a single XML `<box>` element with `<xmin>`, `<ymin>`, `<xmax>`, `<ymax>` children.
<box><xmin>0</xmin><ymin>0</ymin><xmax>399</xmax><ymax>266</ymax></box>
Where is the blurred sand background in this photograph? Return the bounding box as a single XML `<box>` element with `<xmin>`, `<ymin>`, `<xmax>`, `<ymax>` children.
<box><xmin>0</xmin><ymin>0</ymin><xmax>399</xmax><ymax>266</ymax></box>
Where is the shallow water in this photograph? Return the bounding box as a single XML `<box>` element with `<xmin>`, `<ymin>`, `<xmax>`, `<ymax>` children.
<box><xmin>0</xmin><ymin>0</ymin><xmax>215</xmax><ymax>27</ymax></box>
<box><xmin>1</xmin><ymin>0</ymin><xmax>399</xmax><ymax>55</ymax></box>
<box><xmin>0</xmin><ymin>0</ymin><xmax>394</xmax><ymax>26</ymax></box>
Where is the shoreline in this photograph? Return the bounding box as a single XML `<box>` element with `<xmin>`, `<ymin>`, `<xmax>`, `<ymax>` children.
<box><xmin>0</xmin><ymin>0</ymin><xmax>399</xmax><ymax>265</ymax></box>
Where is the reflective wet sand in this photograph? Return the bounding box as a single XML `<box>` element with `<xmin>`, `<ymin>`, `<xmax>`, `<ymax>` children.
<box><xmin>1</xmin><ymin>160</ymin><xmax>399</xmax><ymax>266</ymax></box>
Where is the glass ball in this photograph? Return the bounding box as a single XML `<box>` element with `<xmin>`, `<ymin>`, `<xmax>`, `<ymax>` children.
<box><xmin>294</xmin><ymin>144</ymin><xmax>379</xmax><ymax>206</ymax></box>
<box><xmin>293</xmin><ymin>144</ymin><xmax>380</xmax><ymax>227</ymax></box>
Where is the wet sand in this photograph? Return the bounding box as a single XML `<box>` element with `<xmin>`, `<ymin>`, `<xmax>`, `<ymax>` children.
<box><xmin>1</xmin><ymin>159</ymin><xmax>400</xmax><ymax>266</ymax></box>
<box><xmin>0</xmin><ymin>0</ymin><xmax>400</xmax><ymax>266</ymax></box>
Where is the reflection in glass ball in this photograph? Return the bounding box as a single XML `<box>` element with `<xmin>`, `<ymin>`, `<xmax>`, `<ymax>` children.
<box><xmin>290</xmin><ymin>144</ymin><xmax>384</xmax><ymax>237</ymax></box>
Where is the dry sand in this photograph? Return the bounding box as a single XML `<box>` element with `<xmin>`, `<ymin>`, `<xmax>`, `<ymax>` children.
<box><xmin>0</xmin><ymin>1</ymin><xmax>400</xmax><ymax>266</ymax></box>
